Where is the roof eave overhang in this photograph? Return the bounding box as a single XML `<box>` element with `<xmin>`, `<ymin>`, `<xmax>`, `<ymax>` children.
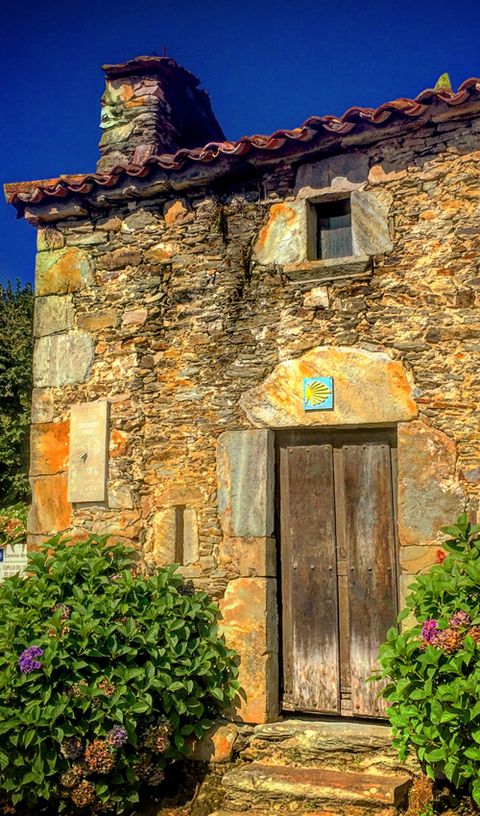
<box><xmin>5</xmin><ymin>91</ymin><xmax>480</xmax><ymax>226</ymax></box>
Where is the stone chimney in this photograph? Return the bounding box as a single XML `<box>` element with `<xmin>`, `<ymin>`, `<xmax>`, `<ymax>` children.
<box><xmin>97</xmin><ymin>55</ymin><xmax>226</xmax><ymax>173</ymax></box>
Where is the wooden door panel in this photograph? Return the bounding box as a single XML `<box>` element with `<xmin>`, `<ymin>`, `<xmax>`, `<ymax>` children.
<box><xmin>343</xmin><ymin>444</ymin><xmax>397</xmax><ymax>717</ymax></box>
<box><xmin>280</xmin><ymin>445</ymin><xmax>340</xmax><ymax>713</ymax></box>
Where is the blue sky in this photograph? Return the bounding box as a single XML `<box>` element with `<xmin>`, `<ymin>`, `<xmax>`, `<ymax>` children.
<box><xmin>2</xmin><ymin>0</ymin><xmax>480</xmax><ymax>286</ymax></box>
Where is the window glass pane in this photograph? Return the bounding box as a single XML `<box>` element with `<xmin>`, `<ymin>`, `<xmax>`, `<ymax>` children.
<box><xmin>316</xmin><ymin>199</ymin><xmax>352</xmax><ymax>259</ymax></box>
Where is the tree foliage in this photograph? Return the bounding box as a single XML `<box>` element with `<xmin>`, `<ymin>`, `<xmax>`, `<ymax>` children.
<box><xmin>0</xmin><ymin>280</ymin><xmax>33</xmax><ymax>503</ymax></box>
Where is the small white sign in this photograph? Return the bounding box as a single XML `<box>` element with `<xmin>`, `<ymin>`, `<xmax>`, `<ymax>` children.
<box><xmin>0</xmin><ymin>541</ymin><xmax>27</xmax><ymax>582</ymax></box>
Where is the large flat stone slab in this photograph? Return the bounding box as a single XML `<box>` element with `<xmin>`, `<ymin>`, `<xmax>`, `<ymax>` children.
<box><xmin>241</xmin><ymin>346</ymin><xmax>417</xmax><ymax>428</ymax></box>
<box><xmin>33</xmin><ymin>332</ymin><xmax>95</xmax><ymax>387</ymax></box>
<box><xmin>33</xmin><ymin>295</ymin><xmax>74</xmax><ymax>337</ymax></box>
<box><xmin>351</xmin><ymin>190</ymin><xmax>393</xmax><ymax>255</ymax></box>
<box><xmin>219</xmin><ymin>577</ymin><xmax>278</xmax><ymax>724</ymax></box>
<box><xmin>217</xmin><ymin>430</ymin><xmax>274</xmax><ymax>537</ymax></box>
<box><xmin>253</xmin><ymin>719</ymin><xmax>392</xmax><ymax>752</ymax></box>
<box><xmin>30</xmin><ymin>421</ymin><xmax>70</xmax><ymax>476</ymax></box>
<box><xmin>68</xmin><ymin>401</ymin><xmax>109</xmax><ymax>503</ymax></box>
<box><xmin>36</xmin><ymin>247</ymin><xmax>93</xmax><ymax>296</ymax></box>
<box><xmin>222</xmin><ymin>763</ymin><xmax>411</xmax><ymax>808</ymax></box>
<box><xmin>211</xmin><ymin>810</ymin><xmax>395</xmax><ymax>816</ymax></box>
<box><xmin>28</xmin><ymin>473</ymin><xmax>71</xmax><ymax>535</ymax></box>
<box><xmin>397</xmin><ymin>420</ymin><xmax>463</xmax><ymax>549</ymax></box>
<box><xmin>254</xmin><ymin>201</ymin><xmax>307</xmax><ymax>266</ymax></box>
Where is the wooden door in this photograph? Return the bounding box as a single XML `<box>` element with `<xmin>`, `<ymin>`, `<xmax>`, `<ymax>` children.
<box><xmin>279</xmin><ymin>430</ymin><xmax>398</xmax><ymax>718</ymax></box>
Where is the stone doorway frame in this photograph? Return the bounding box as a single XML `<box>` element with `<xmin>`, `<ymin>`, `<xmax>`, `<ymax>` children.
<box><xmin>217</xmin><ymin>346</ymin><xmax>462</xmax><ymax>724</ymax></box>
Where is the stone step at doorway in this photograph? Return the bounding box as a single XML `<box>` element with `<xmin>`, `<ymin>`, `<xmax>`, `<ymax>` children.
<box><xmin>211</xmin><ymin>810</ymin><xmax>396</xmax><ymax>816</ymax></box>
<box><xmin>218</xmin><ymin>763</ymin><xmax>411</xmax><ymax>815</ymax></box>
<box><xmin>237</xmin><ymin>719</ymin><xmax>418</xmax><ymax>776</ymax></box>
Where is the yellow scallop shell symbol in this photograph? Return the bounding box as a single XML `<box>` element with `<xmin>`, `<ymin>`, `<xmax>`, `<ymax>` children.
<box><xmin>305</xmin><ymin>380</ymin><xmax>331</xmax><ymax>407</ymax></box>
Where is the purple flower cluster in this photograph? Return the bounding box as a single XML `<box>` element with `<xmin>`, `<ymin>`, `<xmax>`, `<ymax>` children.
<box><xmin>18</xmin><ymin>646</ymin><xmax>44</xmax><ymax>674</ymax></box>
<box><xmin>420</xmin><ymin>611</ymin><xmax>476</xmax><ymax>653</ymax></box>
<box><xmin>107</xmin><ymin>725</ymin><xmax>128</xmax><ymax>748</ymax></box>
<box><xmin>421</xmin><ymin>619</ymin><xmax>439</xmax><ymax>644</ymax></box>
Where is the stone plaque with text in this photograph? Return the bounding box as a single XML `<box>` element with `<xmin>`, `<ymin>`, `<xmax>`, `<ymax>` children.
<box><xmin>68</xmin><ymin>401</ymin><xmax>109</xmax><ymax>503</ymax></box>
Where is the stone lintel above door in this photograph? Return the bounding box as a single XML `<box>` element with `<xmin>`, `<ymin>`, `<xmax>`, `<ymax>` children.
<box><xmin>240</xmin><ymin>346</ymin><xmax>417</xmax><ymax>429</ymax></box>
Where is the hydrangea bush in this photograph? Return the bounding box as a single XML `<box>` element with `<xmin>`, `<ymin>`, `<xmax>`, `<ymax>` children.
<box><xmin>377</xmin><ymin>513</ymin><xmax>480</xmax><ymax>805</ymax></box>
<box><xmin>0</xmin><ymin>536</ymin><xmax>239</xmax><ymax>814</ymax></box>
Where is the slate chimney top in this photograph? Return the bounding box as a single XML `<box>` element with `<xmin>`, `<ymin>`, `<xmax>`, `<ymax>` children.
<box><xmin>97</xmin><ymin>54</ymin><xmax>225</xmax><ymax>173</ymax></box>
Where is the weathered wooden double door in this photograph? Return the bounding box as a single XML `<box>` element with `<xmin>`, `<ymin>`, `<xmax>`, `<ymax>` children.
<box><xmin>278</xmin><ymin>429</ymin><xmax>398</xmax><ymax>718</ymax></box>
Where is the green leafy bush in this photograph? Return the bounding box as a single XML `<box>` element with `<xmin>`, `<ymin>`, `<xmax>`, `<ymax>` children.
<box><xmin>0</xmin><ymin>536</ymin><xmax>239</xmax><ymax>814</ymax></box>
<box><xmin>377</xmin><ymin>513</ymin><xmax>480</xmax><ymax>805</ymax></box>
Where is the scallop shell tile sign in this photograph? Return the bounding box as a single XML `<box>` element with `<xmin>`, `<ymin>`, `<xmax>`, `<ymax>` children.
<box><xmin>303</xmin><ymin>376</ymin><xmax>334</xmax><ymax>411</ymax></box>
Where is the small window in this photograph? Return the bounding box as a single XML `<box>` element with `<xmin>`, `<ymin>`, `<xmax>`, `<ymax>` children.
<box><xmin>314</xmin><ymin>197</ymin><xmax>352</xmax><ymax>259</ymax></box>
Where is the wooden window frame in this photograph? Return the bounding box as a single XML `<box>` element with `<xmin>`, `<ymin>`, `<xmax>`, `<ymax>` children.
<box><xmin>306</xmin><ymin>192</ymin><xmax>353</xmax><ymax>262</ymax></box>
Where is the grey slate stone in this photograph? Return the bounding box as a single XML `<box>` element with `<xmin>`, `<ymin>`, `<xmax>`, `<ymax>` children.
<box><xmin>33</xmin><ymin>295</ymin><xmax>74</xmax><ymax>337</ymax></box>
<box><xmin>33</xmin><ymin>332</ymin><xmax>95</xmax><ymax>387</ymax></box>
<box><xmin>217</xmin><ymin>429</ymin><xmax>274</xmax><ymax>537</ymax></box>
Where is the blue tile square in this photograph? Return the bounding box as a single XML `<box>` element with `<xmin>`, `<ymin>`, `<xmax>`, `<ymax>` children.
<box><xmin>303</xmin><ymin>377</ymin><xmax>334</xmax><ymax>411</ymax></box>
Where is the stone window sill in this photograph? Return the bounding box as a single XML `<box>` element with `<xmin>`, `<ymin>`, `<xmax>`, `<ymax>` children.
<box><xmin>283</xmin><ymin>254</ymin><xmax>372</xmax><ymax>284</ymax></box>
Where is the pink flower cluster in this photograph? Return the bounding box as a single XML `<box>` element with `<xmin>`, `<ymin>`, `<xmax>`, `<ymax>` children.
<box><xmin>420</xmin><ymin>611</ymin><xmax>480</xmax><ymax>653</ymax></box>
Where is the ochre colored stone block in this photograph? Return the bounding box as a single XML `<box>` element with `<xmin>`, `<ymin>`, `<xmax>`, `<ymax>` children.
<box><xmin>36</xmin><ymin>248</ymin><xmax>93</xmax><ymax>296</ymax></box>
<box><xmin>254</xmin><ymin>201</ymin><xmax>307</xmax><ymax>266</ymax></box>
<box><xmin>183</xmin><ymin>507</ymin><xmax>199</xmax><ymax>565</ymax></box>
<box><xmin>28</xmin><ymin>473</ymin><xmax>71</xmax><ymax>536</ymax></box>
<box><xmin>164</xmin><ymin>199</ymin><xmax>189</xmax><ymax>225</ymax></box>
<box><xmin>101</xmin><ymin>247</ymin><xmax>141</xmax><ymax>270</ymax></box>
<box><xmin>92</xmin><ymin>511</ymin><xmax>141</xmax><ymax>540</ymax></box>
<box><xmin>399</xmin><ymin>545</ymin><xmax>442</xmax><ymax>574</ymax></box>
<box><xmin>185</xmin><ymin>721</ymin><xmax>238</xmax><ymax>763</ymax></box>
<box><xmin>144</xmin><ymin>243</ymin><xmax>175</xmax><ymax>263</ymax></box>
<box><xmin>219</xmin><ymin>577</ymin><xmax>278</xmax><ymax>724</ymax></box>
<box><xmin>145</xmin><ymin>507</ymin><xmax>177</xmax><ymax>565</ymax></box>
<box><xmin>109</xmin><ymin>429</ymin><xmax>128</xmax><ymax>458</ymax></box>
<box><xmin>77</xmin><ymin>308</ymin><xmax>117</xmax><ymax>331</ymax></box>
<box><xmin>241</xmin><ymin>346</ymin><xmax>417</xmax><ymax>428</ymax></box>
<box><xmin>219</xmin><ymin>537</ymin><xmax>276</xmax><ymax>578</ymax></box>
<box><xmin>398</xmin><ymin>421</ymin><xmax>463</xmax><ymax>548</ymax></box>
<box><xmin>97</xmin><ymin>216</ymin><xmax>122</xmax><ymax>232</ymax></box>
<box><xmin>30</xmin><ymin>421</ymin><xmax>70</xmax><ymax>476</ymax></box>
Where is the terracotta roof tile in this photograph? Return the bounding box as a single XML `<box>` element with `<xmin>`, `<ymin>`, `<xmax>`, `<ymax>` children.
<box><xmin>5</xmin><ymin>78</ymin><xmax>480</xmax><ymax>210</ymax></box>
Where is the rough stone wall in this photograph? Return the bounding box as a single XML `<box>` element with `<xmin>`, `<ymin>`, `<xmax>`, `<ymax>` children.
<box><xmin>28</xmin><ymin>115</ymin><xmax>480</xmax><ymax>720</ymax></box>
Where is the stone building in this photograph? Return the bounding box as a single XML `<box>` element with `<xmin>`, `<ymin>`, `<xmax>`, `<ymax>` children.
<box><xmin>5</xmin><ymin>57</ymin><xmax>480</xmax><ymax>726</ymax></box>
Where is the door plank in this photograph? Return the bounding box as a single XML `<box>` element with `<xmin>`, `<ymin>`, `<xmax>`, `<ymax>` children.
<box><xmin>280</xmin><ymin>447</ymin><xmax>294</xmax><ymax>705</ymax></box>
<box><xmin>281</xmin><ymin>445</ymin><xmax>340</xmax><ymax>713</ymax></box>
<box><xmin>333</xmin><ymin>447</ymin><xmax>352</xmax><ymax>716</ymax></box>
<box><xmin>343</xmin><ymin>444</ymin><xmax>397</xmax><ymax>718</ymax></box>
